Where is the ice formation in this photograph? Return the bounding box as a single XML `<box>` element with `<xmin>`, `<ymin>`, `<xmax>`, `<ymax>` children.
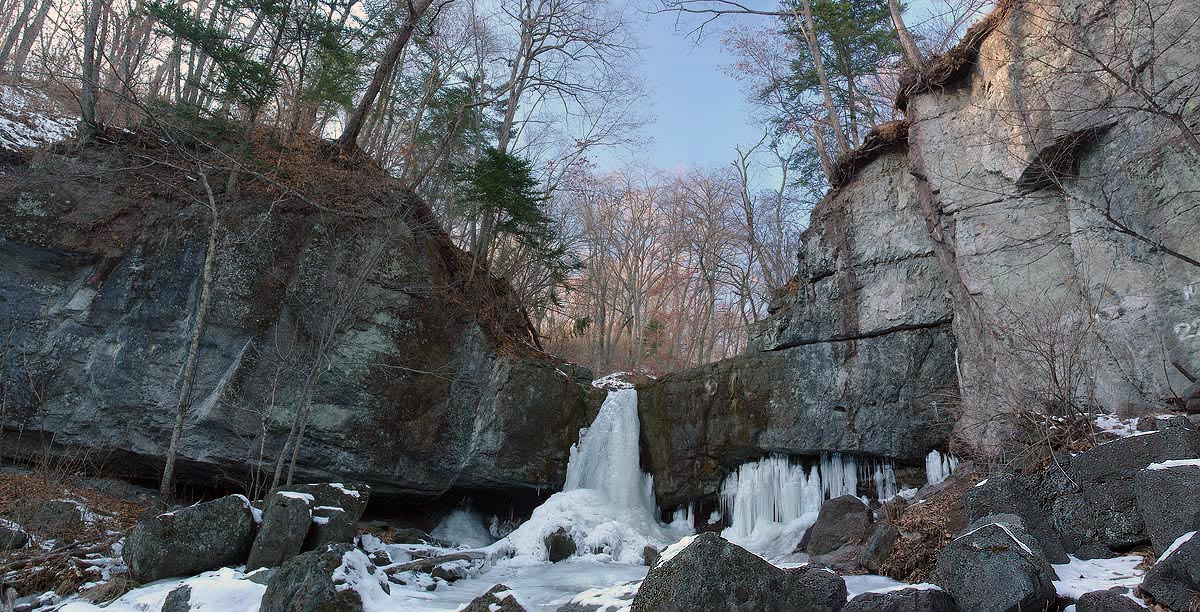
<box><xmin>925</xmin><ymin>450</ymin><xmax>959</xmax><ymax>486</ymax></box>
<box><xmin>564</xmin><ymin>388</ymin><xmax>657</xmax><ymax>518</ymax></box>
<box><xmin>719</xmin><ymin>452</ymin><xmax>895</xmax><ymax>552</ymax></box>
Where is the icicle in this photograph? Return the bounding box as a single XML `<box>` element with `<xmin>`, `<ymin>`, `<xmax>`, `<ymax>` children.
<box><xmin>925</xmin><ymin>450</ymin><xmax>959</xmax><ymax>486</ymax></box>
<box><xmin>670</xmin><ymin>504</ymin><xmax>696</xmax><ymax>533</ymax></box>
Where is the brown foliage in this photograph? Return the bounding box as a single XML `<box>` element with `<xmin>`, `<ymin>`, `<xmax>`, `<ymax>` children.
<box><xmin>895</xmin><ymin>0</ymin><xmax>1019</xmax><ymax>112</ymax></box>
<box><xmin>879</xmin><ymin>469</ymin><xmax>978</xmax><ymax>582</ymax></box>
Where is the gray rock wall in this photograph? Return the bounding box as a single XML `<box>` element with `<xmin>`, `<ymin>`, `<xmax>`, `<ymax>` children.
<box><xmin>0</xmin><ymin>142</ymin><xmax>596</xmax><ymax>505</ymax></box>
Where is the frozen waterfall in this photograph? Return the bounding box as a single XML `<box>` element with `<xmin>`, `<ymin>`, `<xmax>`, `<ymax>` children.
<box><xmin>564</xmin><ymin>388</ymin><xmax>657</xmax><ymax>518</ymax></box>
<box><xmin>487</xmin><ymin>384</ymin><xmax>674</xmax><ymax>564</ymax></box>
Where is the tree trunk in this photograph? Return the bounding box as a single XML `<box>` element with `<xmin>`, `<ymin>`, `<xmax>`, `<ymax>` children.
<box><xmin>795</xmin><ymin>0</ymin><xmax>848</xmax><ymax>155</ymax></box>
<box><xmin>338</xmin><ymin>0</ymin><xmax>437</xmax><ymax>153</ymax></box>
<box><xmin>78</xmin><ymin>0</ymin><xmax>105</xmax><ymax>145</ymax></box>
<box><xmin>160</xmin><ymin>171</ymin><xmax>220</xmax><ymax>497</ymax></box>
<box><xmin>888</xmin><ymin>0</ymin><xmax>923</xmax><ymax>70</ymax></box>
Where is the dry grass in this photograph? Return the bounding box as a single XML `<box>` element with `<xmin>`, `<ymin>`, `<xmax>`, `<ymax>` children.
<box><xmin>879</xmin><ymin>468</ymin><xmax>979</xmax><ymax>582</ymax></box>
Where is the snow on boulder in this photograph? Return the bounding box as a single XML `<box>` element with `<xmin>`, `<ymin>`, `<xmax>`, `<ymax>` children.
<box><xmin>460</xmin><ymin>583</ymin><xmax>530</xmax><ymax>612</ymax></box>
<box><xmin>1140</xmin><ymin>531</ymin><xmax>1200</xmax><ymax>611</ymax></box>
<box><xmin>965</xmin><ymin>472</ymin><xmax>1068</xmax><ymax>563</ymax></box>
<box><xmin>248</xmin><ymin>490</ymin><xmax>315</xmax><ymax>570</ymax></box>
<box><xmin>630</xmin><ymin>532</ymin><xmax>847</xmax><ymax>612</ymax></box>
<box><xmin>304</xmin><ymin>505</ymin><xmax>357</xmax><ymax>551</ymax></box>
<box><xmin>1135</xmin><ymin>459</ymin><xmax>1200</xmax><ymax>555</ymax></box>
<box><xmin>278</xmin><ymin>483</ymin><xmax>370</xmax><ymax>523</ymax></box>
<box><xmin>0</xmin><ymin>518</ymin><xmax>29</xmax><ymax>550</ymax></box>
<box><xmin>932</xmin><ymin>521</ymin><xmax>1058</xmax><ymax>612</ymax></box>
<box><xmin>844</xmin><ymin>585</ymin><xmax>957</xmax><ymax>612</ymax></box>
<box><xmin>123</xmin><ymin>495</ymin><xmax>255</xmax><ymax>583</ymax></box>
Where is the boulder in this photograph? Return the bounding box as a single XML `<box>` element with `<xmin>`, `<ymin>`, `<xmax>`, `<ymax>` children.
<box><xmin>248</xmin><ymin>491</ymin><xmax>315</xmax><ymax>570</ymax></box>
<box><xmin>431</xmin><ymin>560</ymin><xmax>473</xmax><ymax>583</ymax></box>
<box><xmin>280</xmin><ymin>484</ymin><xmax>370</xmax><ymax>522</ymax></box>
<box><xmin>1074</xmin><ymin>588</ymin><xmax>1146</xmax><ymax>612</ymax></box>
<box><xmin>160</xmin><ymin>585</ymin><xmax>192</xmax><ymax>612</ymax></box>
<box><xmin>642</xmin><ymin>545</ymin><xmax>660</xmax><ymax>567</ymax></box>
<box><xmin>12</xmin><ymin>499</ymin><xmax>84</xmax><ymax>538</ymax></box>
<box><xmin>631</xmin><ymin>532</ymin><xmax>846</xmax><ymax>612</ymax></box>
<box><xmin>461</xmin><ymin>584</ymin><xmax>528</xmax><ymax>612</ymax></box>
<box><xmin>784</xmin><ymin>566</ymin><xmax>849</xmax><ymax>611</ymax></box>
<box><xmin>1134</xmin><ymin>461</ymin><xmax>1200</xmax><ymax>555</ymax></box>
<box><xmin>1039</xmin><ymin>427</ymin><xmax>1200</xmax><ymax>552</ymax></box>
<box><xmin>807</xmin><ymin>495</ymin><xmax>873</xmax><ymax>556</ymax></box>
<box><xmin>965</xmin><ymin>473</ymin><xmax>1068</xmax><ymax>563</ymax></box>
<box><xmin>544</xmin><ymin>527</ymin><xmax>577</xmax><ymax>562</ymax></box>
<box><xmin>123</xmin><ymin>495</ymin><xmax>255</xmax><ymax>583</ymax></box>
<box><xmin>858</xmin><ymin>524</ymin><xmax>900</xmax><ymax>572</ymax></box>
<box><xmin>261</xmin><ymin>544</ymin><xmax>388</xmax><ymax>612</ymax></box>
<box><xmin>1140</xmin><ymin>531</ymin><xmax>1200</xmax><ymax>612</ymax></box>
<box><xmin>0</xmin><ymin>520</ymin><xmax>29</xmax><ymax>550</ymax></box>
<box><xmin>303</xmin><ymin>506</ymin><xmax>357</xmax><ymax>551</ymax></box>
<box><xmin>932</xmin><ymin>522</ymin><xmax>1057</xmax><ymax>612</ymax></box>
<box><xmin>843</xmin><ymin>586</ymin><xmax>957</xmax><ymax>612</ymax></box>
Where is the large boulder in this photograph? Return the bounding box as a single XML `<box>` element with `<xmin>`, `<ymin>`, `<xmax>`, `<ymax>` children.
<box><xmin>807</xmin><ymin>495</ymin><xmax>873</xmax><ymax>556</ymax></box>
<box><xmin>1134</xmin><ymin>460</ymin><xmax>1200</xmax><ymax>555</ymax></box>
<box><xmin>630</xmin><ymin>532</ymin><xmax>846</xmax><ymax>612</ymax></box>
<box><xmin>261</xmin><ymin>544</ymin><xmax>388</xmax><ymax>612</ymax></box>
<box><xmin>123</xmin><ymin>495</ymin><xmax>255</xmax><ymax>583</ymax></box>
<box><xmin>462</xmin><ymin>584</ymin><xmax>529</xmax><ymax>612</ymax></box>
<box><xmin>1039</xmin><ymin>427</ymin><xmax>1200</xmax><ymax>552</ymax></box>
<box><xmin>965</xmin><ymin>473</ymin><xmax>1068</xmax><ymax>563</ymax></box>
<box><xmin>160</xmin><ymin>585</ymin><xmax>193</xmax><ymax>612</ymax></box>
<box><xmin>843</xmin><ymin>586</ymin><xmax>957</xmax><ymax>612</ymax></box>
<box><xmin>784</xmin><ymin>566</ymin><xmax>849</xmax><ymax>612</ymax></box>
<box><xmin>1074</xmin><ymin>588</ymin><xmax>1146</xmax><ymax>612</ymax></box>
<box><xmin>247</xmin><ymin>491</ymin><xmax>315</xmax><ymax>570</ymax></box>
<box><xmin>932</xmin><ymin>521</ymin><xmax>1057</xmax><ymax>612</ymax></box>
<box><xmin>1140</xmin><ymin>531</ymin><xmax>1200</xmax><ymax>612</ymax></box>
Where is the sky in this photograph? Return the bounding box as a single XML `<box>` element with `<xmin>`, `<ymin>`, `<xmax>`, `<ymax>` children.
<box><xmin>591</xmin><ymin>7</ymin><xmax>768</xmax><ymax>173</ymax></box>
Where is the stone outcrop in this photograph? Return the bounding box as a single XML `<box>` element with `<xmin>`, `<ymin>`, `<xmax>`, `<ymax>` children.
<box><xmin>932</xmin><ymin>521</ymin><xmax>1058</xmax><ymax>612</ymax></box>
<box><xmin>0</xmin><ymin>138</ymin><xmax>597</xmax><ymax>505</ymax></box>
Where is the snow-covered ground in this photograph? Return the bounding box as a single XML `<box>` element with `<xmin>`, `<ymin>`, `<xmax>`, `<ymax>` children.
<box><xmin>1052</xmin><ymin>554</ymin><xmax>1147</xmax><ymax>609</ymax></box>
<box><xmin>0</xmin><ymin>85</ymin><xmax>75</xmax><ymax>153</ymax></box>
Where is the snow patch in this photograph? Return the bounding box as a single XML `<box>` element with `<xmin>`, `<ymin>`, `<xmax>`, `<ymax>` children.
<box><xmin>1051</xmin><ymin>555</ymin><xmax>1146</xmax><ymax>603</ymax></box>
<box><xmin>1144</xmin><ymin>459</ymin><xmax>1200</xmax><ymax>471</ymax></box>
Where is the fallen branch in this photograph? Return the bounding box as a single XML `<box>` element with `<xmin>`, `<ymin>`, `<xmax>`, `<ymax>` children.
<box><xmin>381</xmin><ymin>550</ymin><xmax>486</xmax><ymax>575</ymax></box>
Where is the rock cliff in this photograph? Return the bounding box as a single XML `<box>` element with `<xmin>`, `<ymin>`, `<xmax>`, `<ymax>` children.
<box><xmin>0</xmin><ymin>134</ymin><xmax>596</xmax><ymax>505</ymax></box>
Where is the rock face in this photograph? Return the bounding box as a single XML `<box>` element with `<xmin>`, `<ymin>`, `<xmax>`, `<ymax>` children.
<box><xmin>248</xmin><ymin>491</ymin><xmax>315</xmax><ymax>570</ymax></box>
<box><xmin>1140</xmin><ymin>532</ymin><xmax>1200</xmax><ymax>612</ymax></box>
<box><xmin>0</xmin><ymin>141</ymin><xmax>596</xmax><ymax>505</ymax></box>
<box><xmin>807</xmin><ymin>495</ymin><xmax>873</xmax><ymax>556</ymax></box>
<box><xmin>1134</xmin><ymin>461</ymin><xmax>1200</xmax><ymax>555</ymax></box>
<box><xmin>843</xmin><ymin>587</ymin><xmax>957</xmax><ymax>612</ymax></box>
<box><xmin>123</xmin><ymin>495</ymin><xmax>255</xmax><ymax>583</ymax></box>
<box><xmin>638</xmin><ymin>150</ymin><xmax>955</xmax><ymax>505</ymax></box>
<box><xmin>1040</xmin><ymin>427</ymin><xmax>1200</xmax><ymax>552</ymax></box>
<box><xmin>932</xmin><ymin>522</ymin><xmax>1057</xmax><ymax>612</ymax></box>
<box><xmin>630</xmin><ymin>532</ymin><xmax>846</xmax><ymax>612</ymax></box>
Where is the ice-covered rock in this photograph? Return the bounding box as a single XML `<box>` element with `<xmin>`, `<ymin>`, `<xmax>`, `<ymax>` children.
<box><xmin>630</xmin><ymin>532</ymin><xmax>846</xmax><ymax>612</ymax></box>
<box><xmin>933</xmin><ymin>522</ymin><xmax>1058</xmax><ymax>612</ymax></box>
<box><xmin>123</xmin><ymin>495</ymin><xmax>255</xmax><ymax>583</ymax></box>
<box><xmin>461</xmin><ymin>584</ymin><xmax>530</xmax><ymax>612</ymax></box>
